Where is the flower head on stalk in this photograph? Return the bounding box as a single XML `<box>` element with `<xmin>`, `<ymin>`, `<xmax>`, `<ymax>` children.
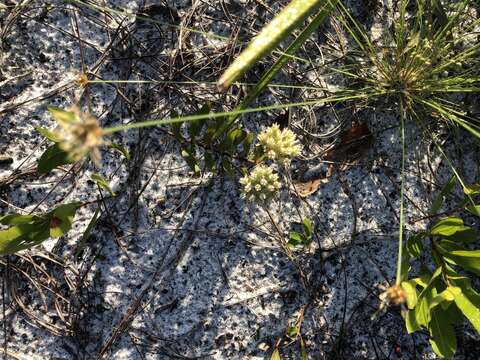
<box><xmin>49</xmin><ymin>106</ymin><xmax>104</xmax><ymax>166</ymax></box>
<box><xmin>257</xmin><ymin>123</ymin><xmax>301</xmax><ymax>164</ymax></box>
<box><xmin>240</xmin><ymin>165</ymin><xmax>281</xmax><ymax>203</ymax></box>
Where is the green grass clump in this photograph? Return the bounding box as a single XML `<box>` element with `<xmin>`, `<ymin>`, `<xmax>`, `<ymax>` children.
<box><xmin>335</xmin><ymin>0</ymin><xmax>479</xmax><ymax>136</ymax></box>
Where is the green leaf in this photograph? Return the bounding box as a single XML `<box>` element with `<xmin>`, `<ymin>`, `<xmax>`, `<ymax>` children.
<box><xmin>108</xmin><ymin>143</ymin><xmax>130</xmax><ymax>161</ymax></box>
<box><xmin>270</xmin><ymin>348</ymin><xmax>281</xmax><ymax>360</ymax></box>
<box><xmin>401</xmin><ymin>281</ymin><xmax>418</xmax><ymax>310</ymax></box>
<box><xmin>429</xmin><ymin>307</ymin><xmax>457</xmax><ymax>359</ymax></box>
<box><xmin>202</xmin><ymin>118</ymin><xmax>223</xmax><ymax>145</ymax></box>
<box><xmin>251</xmin><ymin>145</ymin><xmax>266</xmax><ymax>163</ymax></box>
<box><xmin>437</xmin><ymin>240</ymin><xmax>467</xmax><ymax>253</ymax></box>
<box><xmin>465</xmin><ymin>205</ymin><xmax>480</xmax><ymax>217</ymax></box>
<box><xmin>429</xmin><ymin>287</ymin><xmax>459</xmax><ymax>311</ymax></box>
<box><xmin>91</xmin><ymin>173</ymin><xmax>116</xmax><ymax>196</ymax></box>
<box><xmin>181</xmin><ymin>147</ymin><xmax>200</xmax><ymax>176</ymax></box>
<box><xmin>286</xmin><ymin>325</ymin><xmax>299</xmax><ymax>338</ymax></box>
<box><xmin>221</xmin><ymin>158</ymin><xmax>235</xmax><ymax>178</ymax></box>
<box><xmin>35</xmin><ymin>126</ymin><xmax>61</xmax><ymax>142</ymax></box>
<box><xmin>302</xmin><ymin>218</ymin><xmax>313</xmax><ymax>239</ymax></box>
<box><xmin>445</xmin><ymin>268</ymin><xmax>472</xmax><ymax>290</ymax></box>
<box><xmin>443</xmin><ymin>303</ymin><xmax>465</xmax><ymax>326</ymax></box>
<box><xmin>410</xmin><ymin>274</ymin><xmax>429</xmax><ymax>289</ymax></box>
<box><xmin>453</xmin><ymin>287</ymin><xmax>480</xmax><ymax>333</ymax></box>
<box><xmin>288</xmin><ymin>231</ymin><xmax>304</xmax><ymax>247</ymax></box>
<box><xmin>0</xmin><ymin>214</ymin><xmax>40</xmax><ymax>225</ymax></box>
<box><xmin>241</xmin><ymin>132</ymin><xmax>254</xmax><ymax>158</ymax></box>
<box><xmin>405</xmin><ymin>309</ymin><xmax>421</xmax><ymax>333</ymax></box>
<box><xmin>430</xmin><ymin>175</ymin><xmax>457</xmax><ymax>215</ymax></box>
<box><xmin>37</xmin><ymin>143</ymin><xmax>75</xmax><ymax>174</ymax></box>
<box><xmin>443</xmin><ymin>227</ymin><xmax>477</xmax><ymax>243</ymax></box>
<box><xmin>0</xmin><ymin>204</ymin><xmax>79</xmax><ymax>254</ymax></box>
<box><xmin>463</xmin><ymin>183</ymin><xmax>480</xmax><ymax>196</ymax></box>
<box><xmin>430</xmin><ymin>217</ymin><xmax>469</xmax><ymax>237</ymax></box>
<box><xmin>217</xmin><ymin>133</ymin><xmax>235</xmax><ymax>153</ymax></box>
<box><xmin>204</xmin><ymin>151</ymin><xmax>216</xmax><ymax>172</ymax></box>
<box><xmin>231</xmin><ymin>129</ymin><xmax>247</xmax><ymax>147</ymax></box>
<box><xmin>218</xmin><ymin>128</ymin><xmax>245</xmax><ymax>154</ymax></box>
<box><xmin>407</xmin><ymin>232</ymin><xmax>425</xmax><ymax>258</ymax></box>
<box><xmin>414</xmin><ymin>268</ymin><xmax>442</xmax><ymax>327</ymax></box>
<box><xmin>49</xmin><ymin>203</ymin><xmax>80</xmax><ymax>238</ymax></box>
<box><xmin>0</xmin><ymin>224</ymin><xmax>33</xmax><ymax>254</ymax></box>
<box><xmin>48</xmin><ymin>107</ymin><xmax>76</xmax><ymax>124</ymax></box>
<box><xmin>0</xmin><ymin>222</ymin><xmax>49</xmax><ymax>255</ymax></box>
<box><xmin>441</xmin><ymin>248</ymin><xmax>480</xmax><ymax>276</ymax></box>
<box><xmin>188</xmin><ymin>104</ymin><xmax>210</xmax><ymax>139</ymax></box>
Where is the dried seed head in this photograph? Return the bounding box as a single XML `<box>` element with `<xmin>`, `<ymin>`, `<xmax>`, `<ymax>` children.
<box><xmin>381</xmin><ymin>284</ymin><xmax>407</xmax><ymax>305</ymax></box>
<box><xmin>257</xmin><ymin>123</ymin><xmax>301</xmax><ymax>164</ymax></box>
<box><xmin>77</xmin><ymin>73</ymin><xmax>89</xmax><ymax>88</ymax></box>
<box><xmin>50</xmin><ymin>106</ymin><xmax>104</xmax><ymax>166</ymax></box>
<box><xmin>240</xmin><ymin>165</ymin><xmax>281</xmax><ymax>203</ymax></box>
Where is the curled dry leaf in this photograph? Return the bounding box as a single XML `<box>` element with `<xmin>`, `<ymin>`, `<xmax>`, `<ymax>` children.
<box><xmin>292</xmin><ymin>178</ymin><xmax>327</xmax><ymax>198</ymax></box>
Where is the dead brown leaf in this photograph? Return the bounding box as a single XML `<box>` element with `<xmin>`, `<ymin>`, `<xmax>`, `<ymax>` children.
<box><xmin>325</xmin><ymin>122</ymin><xmax>373</xmax><ymax>167</ymax></box>
<box><xmin>292</xmin><ymin>178</ymin><xmax>326</xmax><ymax>198</ymax></box>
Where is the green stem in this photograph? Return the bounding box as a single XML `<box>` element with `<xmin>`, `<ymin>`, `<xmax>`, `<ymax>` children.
<box><xmin>102</xmin><ymin>91</ymin><xmax>385</xmax><ymax>134</ymax></box>
<box><xmin>395</xmin><ymin>96</ymin><xmax>407</xmax><ymax>285</ymax></box>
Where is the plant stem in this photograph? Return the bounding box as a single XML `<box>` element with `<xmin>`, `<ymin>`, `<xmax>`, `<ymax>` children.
<box><xmin>102</xmin><ymin>92</ymin><xmax>383</xmax><ymax>135</ymax></box>
<box><xmin>395</xmin><ymin>96</ymin><xmax>407</xmax><ymax>285</ymax></box>
<box><xmin>264</xmin><ymin>206</ymin><xmax>310</xmax><ymax>291</ymax></box>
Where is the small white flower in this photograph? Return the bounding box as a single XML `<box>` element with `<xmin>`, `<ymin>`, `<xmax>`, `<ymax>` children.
<box><xmin>257</xmin><ymin>123</ymin><xmax>301</xmax><ymax>164</ymax></box>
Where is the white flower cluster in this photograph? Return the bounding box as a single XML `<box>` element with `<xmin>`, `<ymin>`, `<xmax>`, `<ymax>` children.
<box><xmin>239</xmin><ymin>124</ymin><xmax>301</xmax><ymax>204</ymax></box>
<box><xmin>240</xmin><ymin>165</ymin><xmax>281</xmax><ymax>203</ymax></box>
<box><xmin>257</xmin><ymin>123</ymin><xmax>301</xmax><ymax>164</ymax></box>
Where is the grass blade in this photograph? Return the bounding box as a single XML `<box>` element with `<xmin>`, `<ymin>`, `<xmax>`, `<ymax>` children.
<box><xmin>217</xmin><ymin>0</ymin><xmax>327</xmax><ymax>91</ymax></box>
<box><xmin>396</xmin><ymin>96</ymin><xmax>407</xmax><ymax>284</ymax></box>
<box><xmin>213</xmin><ymin>2</ymin><xmax>334</xmax><ymax>139</ymax></box>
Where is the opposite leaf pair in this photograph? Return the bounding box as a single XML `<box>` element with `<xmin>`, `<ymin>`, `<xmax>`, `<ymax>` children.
<box><xmin>0</xmin><ymin>203</ymin><xmax>80</xmax><ymax>255</ymax></box>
